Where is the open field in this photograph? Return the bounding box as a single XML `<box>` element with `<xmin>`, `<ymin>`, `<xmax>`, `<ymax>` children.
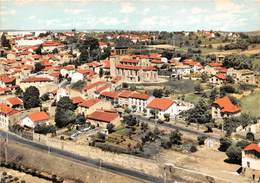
<box><xmin>204</xmin><ymin>46</ymin><xmax>260</xmax><ymax>56</ymax></box>
<box><xmin>147</xmin><ymin>44</ymin><xmax>177</xmax><ymax>50</ymax></box>
<box><xmin>240</xmin><ymin>91</ymin><xmax>260</xmax><ymax>117</ymax></box>
<box><xmin>158</xmin><ymin>146</ymin><xmax>250</xmax><ymax>183</ymax></box>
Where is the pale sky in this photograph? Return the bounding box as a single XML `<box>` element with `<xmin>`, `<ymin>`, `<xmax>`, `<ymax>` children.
<box><xmin>0</xmin><ymin>0</ymin><xmax>260</xmax><ymax>31</ymax></box>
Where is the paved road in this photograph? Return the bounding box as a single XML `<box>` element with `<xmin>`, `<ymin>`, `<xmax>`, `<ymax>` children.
<box><xmin>135</xmin><ymin>115</ymin><xmax>221</xmax><ymax>141</ymax></box>
<box><xmin>0</xmin><ymin>130</ymin><xmax>165</xmax><ymax>183</ymax></box>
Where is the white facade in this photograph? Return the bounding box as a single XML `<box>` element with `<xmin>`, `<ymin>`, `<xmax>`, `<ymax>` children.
<box><xmin>21</xmin><ymin>116</ymin><xmax>49</xmax><ymax>128</ymax></box>
<box><xmin>128</xmin><ymin>96</ymin><xmax>154</xmax><ymax>113</ymax></box>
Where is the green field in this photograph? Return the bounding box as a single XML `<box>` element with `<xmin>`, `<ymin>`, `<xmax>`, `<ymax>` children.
<box><xmin>240</xmin><ymin>91</ymin><xmax>260</xmax><ymax>117</ymax></box>
<box><xmin>183</xmin><ymin>93</ymin><xmax>202</xmax><ymax>104</ymax></box>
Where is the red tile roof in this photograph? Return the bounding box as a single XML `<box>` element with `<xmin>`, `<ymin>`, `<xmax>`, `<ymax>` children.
<box><xmin>100</xmin><ymin>91</ymin><xmax>120</xmax><ymax>99</ymax></box>
<box><xmin>213</xmin><ymin>96</ymin><xmax>241</xmax><ymax>113</ymax></box>
<box><xmin>0</xmin><ymin>76</ymin><xmax>16</xmax><ymax>84</ymax></box>
<box><xmin>6</xmin><ymin>96</ymin><xmax>23</xmax><ymax>106</ymax></box>
<box><xmin>183</xmin><ymin>59</ymin><xmax>201</xmax><ymax>67</ymax></box>
<box><xmin>208</xmin><ymin>62</ymin><xmax>223</xmax><ymax>67</ymax></box>
<box><xmin>215</xmin><ymin>73</ymin><xmax>226</xmax><ymax>80</ymax></box>
<box><xmin>21</xmin><ymin>76</ymin><xmax>53</xmax><ymax>83</ymax></box>
<box><xmin>129</xmin><ymin>92</ymin><xmax>150</xmax><ymax>100</ymax></box>
<box><xmin>96</xmin><ymin>84</ymin><xmax>111</xmax><ymax>93</ymax></box>
<box><xmin>79</xmin><ymin>98</ymin><xmax>101</xmax><ymax>108</ymax></box>
<box><xmin>151</xmin><ymin>59</ymin><xmax>164</xmax><ymax>64</ymax></box>
<box><xmin>28</xmin><ymin>111</ymin><xmax>49</xmax><ymax>122</ymax></box>
<box><xmin>88</xmin><ymin>110</ymin><xmax>119</xmax><ymax>123</ymax></box>
<box><xmin>71</xmin><ymin>96</ymin><xmax>85</xmax><ymax>104</ymax></box>
<box><xmin>118</xmin><ymin>90</ymin><xmax>132</xmax><ymax>98</ymax></box>
<box><xmin>0</xmin><ymin>103</ymin><xmax>18</xmax><ymax>116</ymax></box>
<box><xmin>42</xmin><ymin>41</ymin><xmax>62</xmax><ymax>47</ymax></box>
<box><xmin>84</xmin><ymin>81</ymin><xmax>107</xmax><ymax>91</ymax></box>
<box><xmin>244</xmin><ymin>143</ymin><xmax>260</xmax><ymax>153</ymax></box>
<box><xmin>147</xmin><ymin>98</ymin><xmax>174</xmax><ymax>111</ymax></box>
<box><xmin>120</xmin><ymin>59</ymin><xmax>139</xmax><ymax>64</ymax></box>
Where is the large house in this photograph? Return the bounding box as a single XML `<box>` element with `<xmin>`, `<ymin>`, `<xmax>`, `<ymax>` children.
<box><xmin>211</xmin><ymin>96</ymin><xmax>241</xmax><ymax>119</ymax></box>
<box><xmin>242</xmin><ymin>143</ymin><xmax>260</xmax><ymax>180</ymax></box>
<box><xmin>0</xmin><ymin>103</ymin><xmax>20</xmax><ymax>129</ymax></box>
<box><xmin>146</xmin><ymin>98</ymin><xmax>178</xmax><ymax>119</ymax></box>
<box><xmin>128</xmin><ymin>92</ymin><xmax>154</xmax><ymax>113</ymax></box>
<box><xmin>87</xmin><ymin>110</ymin><xmax>120</xmax><ymax>128</ymax></box>
<box><xmin>21</xmin><ymin>111</ymin><xmax>50</xmax><ymax>128</ymax></box>
<box><xmin>109</xmin><ymin>55</ymin><xmax>158</xmax><ymax>83</ymax></box>
<box><xmin>227</xmin><ymin>68</ymin><xmax>256</xmax><ymax>85</ymax></box>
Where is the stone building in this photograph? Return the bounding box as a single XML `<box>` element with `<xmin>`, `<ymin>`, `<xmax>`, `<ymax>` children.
<box><xmin>109</xmin><ymin>55</ymin><xmax>158</xmax><ymax>83</ymax></box>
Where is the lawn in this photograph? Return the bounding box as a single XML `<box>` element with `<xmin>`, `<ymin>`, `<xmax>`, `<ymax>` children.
<box><xmin>183</xmin><ymin>93</ymin><xmax>201</xmax><ymax>104</ymax></box>
<box><xmin>240</xmin><ymin>91</ymin><xmax>260</xmax><ymax>117</ymax></box>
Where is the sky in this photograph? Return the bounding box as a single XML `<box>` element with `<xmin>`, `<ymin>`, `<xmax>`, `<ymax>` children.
<box><xmin>0</xmin><ymin>0</ymin><xmax>260</xmax><ymax>32</ymax></box>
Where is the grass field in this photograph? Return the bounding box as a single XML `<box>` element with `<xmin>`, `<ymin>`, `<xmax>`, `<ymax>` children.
<box><xmin>183</xmin><ymin>93</ymin><xmax>201</xmax><ymax>104</ymax></box>
<box><xmin>240</xmin><ymin>91</ymin><xmax>260</xmax><ymax>117</ymax></box>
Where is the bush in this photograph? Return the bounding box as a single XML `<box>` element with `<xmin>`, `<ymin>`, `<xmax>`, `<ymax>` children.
<box><xmin>219</xmin><ymin>137</ymin><xmax>232</xmax><ymax>152</ymax></box>
<box><xmin>225</xmin><ymin>143</ymin><xmax>242</xmax><ymax>164</ymax></box>
<box><xmin>197</xmin><ymin>135</ymin><xmax>207</xmax><ymax>145</ymax></box>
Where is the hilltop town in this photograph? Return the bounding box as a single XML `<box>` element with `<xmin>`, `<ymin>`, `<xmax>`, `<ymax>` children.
<box><xmin>0</xmin><ymin>30</ymin><xmax>260</xmax><ymax>183</ymax></box>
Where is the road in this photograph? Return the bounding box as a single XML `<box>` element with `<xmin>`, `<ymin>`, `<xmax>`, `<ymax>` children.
<box><xmin>0</xmin><ymin>130</ymin><xmax>165</xmax><ymax>183</ymax></box>
<box><xmin>135</xmin><ymin>115</ymin><xmax>221</xmax><ymax>141</ymax></box>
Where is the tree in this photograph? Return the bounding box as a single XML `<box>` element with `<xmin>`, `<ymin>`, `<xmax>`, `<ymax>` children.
<box><xmin>15</xmin><ymin>87</ymin><xmax>24</xmax><ymax>97</ymax></box>
<box><xmin>106</xmin><ymin>123</ymin><xmax>115</xmax><ymax>133</ymax></box>
<box><xmin>1</xmin><ymin>33</ymin><xmax>11</xmax><ymax>49</ymax></box>
<box><xmin>75</xmin><ymin>113</ymin><xmax>85</xmax><ymax>125</ymax></box>
<box><xmin>79</xmin><ymin>36</ymin><xmax>100</xmax><ymax>62</ymax></box>
<box><xmin>164</xmin><ymin>113</ymin><xmax>170</xmax><ymax>122</ymax></box>
<box><xmin>52</xmin><ymin>48</ymin><xmax>58</xmax><ymax>54</ymax></box>
<box><xmin>55</xmin><ymin>97</ymin><xmax>76</xmax><ymax>128</ymax></box>
<box><xmin>152</xmin><ymin>89</ymin><xmax>163</xmax><ymax>98</ymax></box>
<box><xmin>123</xmin><ymin>115</ymin><xmax>137</xmax><ymax>126</ymax></box>
<box><xmin>186</xmin><ymin>99</ymin><xmax>212</xmax><ymax>124</ymax></box>
<box><xmin>99</xmin><ymin>68</ymin><xmax>104</xmax><ymax>78</ymax></box>
<box><xmin>34</xmin><ymin>124</ymin><xmax>56</xmax><ymax>135</ymax></box>
<box><xmin>35</xmin><ymin>45</ymin><xmax>43</xmax><ymax>55</ymax></box>
<box><xmin>225</xmin><ymin>144</ymin><xmax>242</xmax><ymax>164</ymax></box>
<box><xmin>33</xmin><ymin>62</ymin><xmax>44</xmax><ymax>73</ymax></box>
<box><xmin>194</xmin><ymin>84</ymin><xmax>203</xmax><ymax>94</ymax></box>
<box><xmin>23</xmin><ymin>86</ymin><xmax>41</xmax><ymax>109</ymax></box>
<box><xmin>169</xmin><ymin>130</ymin><xmax>182</xmax><ymax>145</ymax></box>
<box><xmin>219</xmin><ymin>137</ymin><xmax>232</xmax><ymax>152</ymax></box>
<box><xmin>209</xmin><ymin>88</ymin><xmax>218</xmax><ymax>101</ymax></box>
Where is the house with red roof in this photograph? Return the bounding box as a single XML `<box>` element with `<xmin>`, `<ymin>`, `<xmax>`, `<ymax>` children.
<box><xmin>21</xmin><ymin>111</ymin><xmax>50</xmax><ymax>128</ymax></box>
<box><xmin>147</xmin><ymin>98</ymin><xmax>178</xmax><ymax>119</ymax></box>
<box><xmin>87</xmin><ymin>110</ymin><xmax>120</xmax><ymax>128</ymax></box>
<box><xmin>128</xmin><ymin>92</ymin><xmax>154</xmax><ymax>113</ymax></box>
<box><xmin>242</xmin><ymin>143</ymin><xmax>260</xmax><ymax>178</ymax></box>
<box><xmin>78</xmin><ymin>98</ymin><xmax>113</xmax><ymax>115</ymax></box>
<box><xmin>0</xmin><ymin>75</ymin><xmax>16</xmax><ymax>88</ymax></box>
<box><xmin>0</xmin><ymin>103</ymin><xmax>20</xmax><ymax>129</ymax></box>
<box><xmin>209</xmin><ymin>73</ymin><xmax>227</xmax><ymax>85</ymax></box>
<box><xmin>212</xmin><ymin>96</ymin><xmax>241</xmax><ymax>119</ymax></box>
<box><xmin>6</xmin><ymin>96</ymin><xmax>23</xmax><ymax>109</ymax></box>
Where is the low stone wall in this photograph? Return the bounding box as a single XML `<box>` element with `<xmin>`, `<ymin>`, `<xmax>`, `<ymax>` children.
<box><xmin>33</xmin><ymin>133</ymin><xmax>161</xmax><ymax>177</ymax></box>
<box><xmin>1</xmin><ymin>140</ymin><xmax>141</xmax><ymax>183</ymax></box>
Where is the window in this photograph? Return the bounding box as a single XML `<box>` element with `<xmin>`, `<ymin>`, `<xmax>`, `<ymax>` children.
<box><xmin>247</xmin><ymin>161</ymin><xmax>250</xmax><ymax>168</ymax></box>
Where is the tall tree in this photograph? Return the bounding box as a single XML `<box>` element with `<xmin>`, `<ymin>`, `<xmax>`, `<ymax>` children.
<box><xmin>55</xmin><ymin>97</ymin><xmax>76</xmax><ymax>128</ymax></box>
<box><xmin>1</xmin><ymin>33</ymin><xmax>11</xmax><ymax>49</ymax></box>
<box><xmin>23</xmin><ymin>86</ymin><xmax>41</xmax><ymax>109</ymax></box>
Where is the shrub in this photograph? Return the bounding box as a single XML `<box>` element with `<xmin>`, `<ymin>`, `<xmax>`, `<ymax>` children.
<box><xmin>197</xmin><ymin>135</ymin><xmax>207</xmax><ymax>145</ymax></box>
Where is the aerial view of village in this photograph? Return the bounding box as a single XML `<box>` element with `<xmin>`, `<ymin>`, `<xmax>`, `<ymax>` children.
<box><xmin>0</xmin><ymin>0</ymin><xmax>259</xmax><ymax>182</ymax></box>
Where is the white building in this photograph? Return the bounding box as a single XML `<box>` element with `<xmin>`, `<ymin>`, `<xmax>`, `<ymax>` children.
<box><xmin>0</xmin><ymin>103</ymin><xmax>20</xmax><ymax>129</ymax></box>
<box><xmin>242</xmin><ymin>143</ymin><xmax>260</xmax><ymax>180</ymax></box>
<box><xmin>146</xmin><ymin>98</ymin><xmax>178</xmax><ymax>119</ymax></box>
<box><xmin>21</xmin><ymin>111</ymin><xmax>50</xmax><ymax>128</ymax></box>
